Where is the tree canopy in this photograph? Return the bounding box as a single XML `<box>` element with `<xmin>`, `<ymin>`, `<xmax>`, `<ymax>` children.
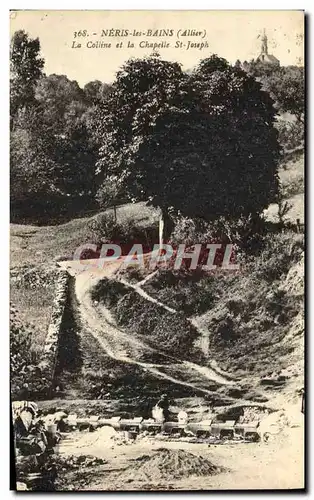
<box><xmin>244</xmin><ymin>62</ymin><xmax>304</xmax><ymax>123</ymax></box>
<box><xmin>10</xmin><ymin>30</ymin><xmax>44</xmax><ymax>120</ymax></box>
<box><xmin>10</xmin><ymin>34</ymin><xmax>98</xmax><ymax>220</ymax></box>
<box><xmin>263</xmin><ymin>66</ymin><xmax>304</xmax><ymax>123</ymax></box>
<box><xmin>10</xmin><ymin>30</ymin><xmax>302</xmax><ymax>225</ymax></box>
<box><xmin>96</xmin><ymin>54</ymin><xmax>280</xmax><ymax>220</ymax></box>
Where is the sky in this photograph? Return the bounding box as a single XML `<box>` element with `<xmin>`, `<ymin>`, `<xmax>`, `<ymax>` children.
<box><xmin>10</xmin><ymin>10</ymin><xmax>304</xmax><ymax>87</ymax></box>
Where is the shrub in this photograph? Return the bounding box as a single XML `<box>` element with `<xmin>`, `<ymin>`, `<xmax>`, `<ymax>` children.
<box><xmin>212</xmin><ymin>315</ymin><xmax>239</xmax><ymax>344</ymax></box>
<box><xmin>90</xmin><ymin>278</ymin><xmax>129</xmax><ymax>307</ymax></box>
<box><xmin>10</xmin><ymin>305</ymin><xmax>49</xmax><ymax>399</ymax></box>
<box><xmin>281</xmin><ymin>176</ymin><xmax>304</xmax><ymax>199</ymax></box>
<box><xmin>252</xmin><ymin>233</ymin><xmax>304</xmax><ymax>283</ymax></box>
<box><xmin>10</xmin><ymin>265</ymin><xmax>57</xmax><ymax>290</ymax></box>
<box><xmin>170</xmin><ymin>214</ymin><xmax>267</xmax><ymax>268</ymax></box>
<box><xmin>144</xmin><ymin>269</ymin><xmax>220</xmax><ymax>315</ymax></box>
<box><xmin>87</xmin><ymin>211</ymin><xmax>159</xmax><ymax>249</ymax></box>
<box><xmin>87</xmin><ymin>211</ymin><xmax>118</xmax><ymax>244</ymax></box>
<box><xmin>116</xmin><ymin>264</ymin><xmax>149</xmax><ymax>284</ymax></box>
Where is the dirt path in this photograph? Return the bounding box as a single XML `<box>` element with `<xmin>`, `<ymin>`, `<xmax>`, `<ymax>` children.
<box><xmin>73</xmin><ymin>272</ymin><xmax>230</xmax><ymax>397</ymax></box>
<box><xmin>51</xmin><ymin>259</ymin><xmax>304</xmax><ymax>491</ymax></box>
<box><xmin>57</xmin><ymin>259</ymin><xmax>268</xmax><ymax>407</ymax></box>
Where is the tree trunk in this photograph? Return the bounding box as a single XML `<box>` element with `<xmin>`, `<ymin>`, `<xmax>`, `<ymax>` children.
<box><xmin>159</xmin><ymin>212</ymin><xmax>165</xmax><ymax>249</ymax></box>
<box><xmin>113</xmin><ymin>204</ymin><xmax>117</xmax><ymax>222</ymax></box>
<box><xmin>159</xmin><ymin>208</ymin><xmax>174</xmax><ymax>248</ymax></box>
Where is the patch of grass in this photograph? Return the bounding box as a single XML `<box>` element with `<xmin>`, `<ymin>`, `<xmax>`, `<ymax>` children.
<box><xmin>10</xmin><ymin>202</ymin><xmax>159</xmax><ymax>360</ymax></box>
<box><xmin>195</xmin><ymin>231</ymin><xmax>304</xmax><ymax>377</ymax></box>
<box><xmin>10</xmin><ymin>202</ymin><xmax>159</xmax><ymax>268</ymax></box>
<box><xmin>143</xmin><ymin>270</ymin><xmax>221</xmax><ymax>316</ymax></box>
<box><xmin>10</xmin><ymin>283</ymin><xmax>54</xmax><ymax>357</ymax></box>
<box><xmin>264</xmin><ymin>152</ymin><xmax>304</xmax><ymax>224</ymax></box>
<box><xmin>91</xmin><ymin>278</ymin><xmax>201</xmax><ymax>359</ymax></box>
<box><xmin>280</xmin><ymin>152</ymin><xmax>304</xmax><ymax>198</ymax></box>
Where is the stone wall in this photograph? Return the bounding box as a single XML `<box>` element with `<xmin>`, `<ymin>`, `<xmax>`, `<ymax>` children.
<box><xmin>37</xmin><ymin>269</ymin><xmax>69</xmax><ymax>388</ymax></box>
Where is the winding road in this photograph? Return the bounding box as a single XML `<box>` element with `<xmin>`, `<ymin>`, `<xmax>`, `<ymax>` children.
<box><xmin>58</xmin><ymin>258</ymin><xmax>258</xmax><ymax>404</ymax></box>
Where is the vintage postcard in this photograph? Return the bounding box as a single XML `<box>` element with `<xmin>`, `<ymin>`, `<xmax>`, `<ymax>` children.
<box><xmin>10</xmin><ymin>10</ymin><xmax>305</xmax><ymax>491</ymax></box>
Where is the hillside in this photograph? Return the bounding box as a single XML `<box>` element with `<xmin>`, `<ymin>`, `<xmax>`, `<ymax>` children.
<box><xmin>264</xmin><ymin>151</ymin><xmax>304</xmax><ymax>224</ymax></box>
<box><xmin>10</xmin><ymin>15</ymin><xmax>305</xmax><ymax>492</ymax></box>
<box><xmin>10</xmin><ymin>149</ymin><xmax>304</xmax><ymax>494</ymax></box>
<box><xmin>10</xmin><ymin>201</ymin><xmax>159</xmax><ymax>268</ymax></box>
<box><xmin>10</xmin><ymin>153</ymin><xmax>304</xmax><ymax>396</ymax></box>
<box><xmin>10</xmin><ymin>201</ymin><xmax>159</xmax><ymax>356</ymax></box>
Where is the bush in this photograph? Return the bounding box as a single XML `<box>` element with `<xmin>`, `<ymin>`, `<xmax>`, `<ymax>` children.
<box><xmin>87</xmin><ymin>211</ymin><xmax>159</xmax><ymax>249</ymax></box>
<box><xmin>10</xmin><ymin>305</ymin><xmax>49</xmax><ymax>399</ymax></box>
<box><xmin>281</xmin><ymin>176</ymin><xmax>304</xmax><ymax>199</ymax></box>
<box><xmin>116</xmin><ymin>265</ymin><xmax>149</xmax><ymax>284</ymax></box>
<box><xmin>91</xmin><ymin>278</ymin><xmax>129</xmax><ymax>307</ymax></box>
<box><xmin>143</xmin><ymin>269</ymin><xmax>220</xmax><ymax>316</ymax></box>
<box><xmin>96</xmin><ymin>175</ymin><xmax>127</xmax><ymax>208</ymax></box>
<box><xmin>170</xmin><ymin>214</ymin><xmax>267</xmax><ymax>267</ymax></box>
<box><xmin>10</xmin><ymin>305</ymin><xmax>32</xmax><ymax>374</ymax></box>
<box><xmin>212</xmin><ymin>315</ymin><xmax>239</xmax><ymax>344</ymax></box>
<box><xmin>87</xmin><ymin>211</ymin><xmax>118</xmax><ymax>244</ymax></box>
<box><xmin>252</xmin><ymin>233</ymin><xmax>304</xmax><ymax>283</ymax></box>
<box><xmin>10</xmin><ymin>265</ymin><xmax>57</xmax><ymax>290</ymax></box>
<box><xmin>201</xmin><ymin>231</ymin><xmax>304</xmax><ymax>374</ymax></box>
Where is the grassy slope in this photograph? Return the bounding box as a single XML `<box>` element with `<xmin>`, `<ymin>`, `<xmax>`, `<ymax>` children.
<box><xmin>10</xmin><ymin>285</ymin><xmax>54</xmax><ymax>356</ymax></box>
<box><xmin>193</xmin><ymin>234</ymin><xmax>304</xmax><ymax>373</ymax></box>
<box><xmin>264</xmin><ymin>152</ymin><xmax>304</xmax><ymax>223</ymax></box>
<box><xmin>10</xmin><ymin>202</ymin><xmax>159</xmax><ymax>268</ymax></box>
<box><xmin>10</xmin><ymin>153</ymin><xmax>303</xmax><ymax>269</ymax></box>
<box><xmin>200</xmin><ymin>150</ymin><xmax>304</xmax><ymax>397</ymax></box>
<box><xmin>10</xmin><ymin>202</ymin><xmax>159</xmax><ymax>354</ymax></box>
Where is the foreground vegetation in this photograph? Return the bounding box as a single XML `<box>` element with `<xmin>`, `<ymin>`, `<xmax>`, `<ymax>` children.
<box><xmin>11</xmin><ymin>29</ymin><xmax>302</xmax><ymax>227</ymax></box>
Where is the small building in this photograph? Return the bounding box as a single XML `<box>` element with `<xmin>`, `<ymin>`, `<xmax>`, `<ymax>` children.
<box><xmin>255</xmin><ymin>29</ymin><xmax>280</xmax><ymax>67</ymax></box>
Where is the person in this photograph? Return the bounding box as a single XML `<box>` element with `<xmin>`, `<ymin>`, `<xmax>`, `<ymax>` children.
<box><xmin>155</xmin><ymin>394</ymin><xmax>171</xmax><ymax>422</ymax></box>
<box><xmin>177</xmin><ymin>410</ymin><xmax>188</xmax><ymax>425</ymax></box>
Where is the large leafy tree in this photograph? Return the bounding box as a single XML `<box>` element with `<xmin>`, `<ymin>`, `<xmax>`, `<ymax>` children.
<box><xmin>11</xmin><ymin>73</ymin><xmax>97</xmax><ymax>216</ymax></box>
<box><xmin>96</xmin><ymin>54</ymin><xmax>280</xmax><ymax>227</ymax></box>
<box><xmin>187</xmin><ymin>55</ymin><xmax>280</xmax><ymax>217</ymax></box>
<box><xmin>35</xmin><ymin>74</ymin><xmax>84</xmax><ymax>130</ymax></box>
<box><xmin>10</xmin><ymin>30</ymin><xmax>44</xmax><ymax>121</ymax></box>
<box><xmin>10</xmin><ymin>108</ymin><xmax>62</xmax><ymax>206</ymax></box>
<box><xmin>244</xmin><ymin>62</ymin><xmax>304</xmax><ymax>123</ymax></box>
<box><xmin>263</xmin><ymin>66</ymin><xmax>304</xmax><ymax>123</ymax></box>
<box><xmin>96</xmin><ymin>54</ymin><xmax>189</xmax><ymax>228</ymax></box>
<box><xmin>34</xmin><ymin>76</ymin><xmax>97</xmax><ymax>199</ymax></box>
<box><xmin>83</xmin><ymin>80</ymin><xmax>111</xmax><ymax>105</ymax></box>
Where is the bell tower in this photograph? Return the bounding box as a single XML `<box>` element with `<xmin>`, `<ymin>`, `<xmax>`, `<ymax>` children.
<box><xmin>255</xmin><ymin>29</ymin><xmax>280</xmax><ymax>66</ymax></box>
<box><xmin>261</xmin><ymin>29</ymin><xmax>268</xmax><ymax>56</ymax></box>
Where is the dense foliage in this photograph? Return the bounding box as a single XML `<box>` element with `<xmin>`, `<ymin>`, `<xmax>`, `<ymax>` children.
<box><xmin>244</xmin><ymin>61</ymin><xmax>304</xmax><ymax>123</ymax></box>
<box><xmin>10</xmin><ymin>31</ymin><xmax>107</xmax><ymax>222</ymax></box>
<box><xmin>96</xmin><ymin>54</ymin><xmax>280</xmax><ymax>221</ymax></box>
<box><xmin>10</xmin><ymin>30</ymin><xmax>303</xmax><ymax>225</ymax></box>
<box><xmin>10</xmin><ymin>305</ymin><xmax>48</xmax><ymax>399</ymax></box>
<box><xmin>10</xmin><ymin>30</ymin><xmax>44</xmax><ymax>120</ymax></box>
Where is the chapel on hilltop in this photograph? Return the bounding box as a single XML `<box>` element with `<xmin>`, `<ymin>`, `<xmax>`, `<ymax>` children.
<box><xmin>255</xmin><ymin>29</ymin><xmax>280</xmax><ymax>66</ymax></box>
